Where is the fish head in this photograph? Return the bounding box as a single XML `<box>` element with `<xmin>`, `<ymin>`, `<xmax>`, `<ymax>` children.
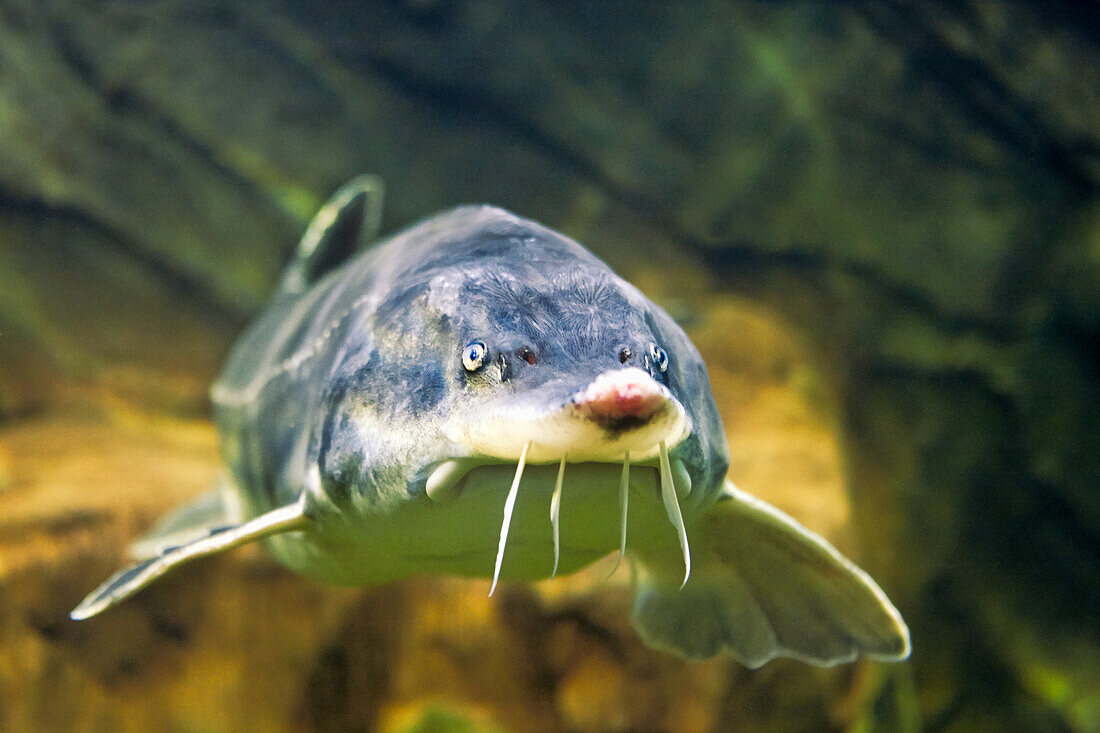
<box><xmin>428</xmin><ymin>263</ymin><xmax>729</xmax><ymax>487</ymax></box>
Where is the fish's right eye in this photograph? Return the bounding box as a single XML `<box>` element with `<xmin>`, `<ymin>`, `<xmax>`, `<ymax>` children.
<box><xmin>462</xmin><ymin>341</ymin><xmax>487</xmax><ymax>371</ymax></box>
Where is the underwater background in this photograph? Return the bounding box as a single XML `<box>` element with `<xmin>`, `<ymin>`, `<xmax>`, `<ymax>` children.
<box><xmin>1</xmin><ymin>1</ymin><xmax>1098</xmax><ymax>731</ymax></box>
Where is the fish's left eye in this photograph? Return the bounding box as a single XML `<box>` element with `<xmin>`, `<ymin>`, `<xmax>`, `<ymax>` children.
<box><xmin>648</xmin><ymin>343</ymin><xmax>669</xmax><ymax>372</ymax></box>
<box><xmin>462</xmin><ymin>341</ymin><xmax>487</xmax><ymax>371</ymax></box>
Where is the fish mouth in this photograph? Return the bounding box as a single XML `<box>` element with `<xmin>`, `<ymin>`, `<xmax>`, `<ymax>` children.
<box><xmin>431</xmin><ymin>367</ymin><xmax>693</xmax><ymax>595</ymax></box>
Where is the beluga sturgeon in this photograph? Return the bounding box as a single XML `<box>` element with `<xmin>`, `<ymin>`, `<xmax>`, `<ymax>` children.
<box><xmin>73</xmin><ymin>176</ymin><xmax>910</xmax><ymax>667</ymax></box>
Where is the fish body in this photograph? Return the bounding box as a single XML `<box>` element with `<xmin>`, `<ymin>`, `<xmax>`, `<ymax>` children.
<box><xmin>73</xmin><ymin>178</ymin><xmax>910</xmax><ymax>668</ymax></box>
<box><xmin>211</xmin><ymin>202</ymin><xmax>722</xmax><ymax>586</ymax></box>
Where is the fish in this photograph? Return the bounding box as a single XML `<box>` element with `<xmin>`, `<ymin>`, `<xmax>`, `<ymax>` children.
<box><xmin>71</xmin><ymin>176</ymin><xmax>910</xmax><ymax>667</ymax></box>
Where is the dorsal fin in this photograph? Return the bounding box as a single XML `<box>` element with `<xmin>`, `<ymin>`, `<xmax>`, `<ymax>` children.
<box><xmin>276</xmin><ymin>175</ymin><xmax>385</xmax><ymax>297</ymax></box>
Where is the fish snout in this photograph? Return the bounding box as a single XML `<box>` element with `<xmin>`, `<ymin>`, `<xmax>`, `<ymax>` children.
<box><xmin>441</xmin><ymin>367</ymin><xmax>687</xmax><ymax>464</ymax></box>
<box><xmin>573</xmin><ymin>368</ymin><xmax>669</xmax><ymax>427</ymax></box>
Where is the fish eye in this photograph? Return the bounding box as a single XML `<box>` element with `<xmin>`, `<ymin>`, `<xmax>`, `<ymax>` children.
<box><xmin>648</xmin><ymin>343</ymin><xmax>669</xmax><ymax>372</ymax></box>
<box><xmin>618</xmin><ymin>347</ymin><xmax>633</xmax><ymax>364</ymax></box>
<box><xmin>462</xmin><ymin>341</ymin><xmax>487</xmax><ymax>371</ymax></box>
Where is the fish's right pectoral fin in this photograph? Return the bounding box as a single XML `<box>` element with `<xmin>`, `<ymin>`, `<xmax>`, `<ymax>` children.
<box><xmin>630</xmin><ymin>481</ymin><xmax>910</xmax><ymax>667</ymax></box>
<box><xmin>128</xmin><ymin>480</ymin><xmax>240</xmax><ymax>561</ymax></box>
<box><xmin>70</xmin><ymin>498</ymin><xmax>309</xmax><ymax>621</ymax></box>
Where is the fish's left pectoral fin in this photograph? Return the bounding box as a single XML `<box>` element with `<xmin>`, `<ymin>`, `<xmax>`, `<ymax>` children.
<box><xmin>629</xmin><ymin>481</ymin><xmax>910</xmax><ymax>667</ymax></box>
<box><xmin>70</xmin><ymin>498</ymin><xmax>309</xmax><ymax>621</ymax></box>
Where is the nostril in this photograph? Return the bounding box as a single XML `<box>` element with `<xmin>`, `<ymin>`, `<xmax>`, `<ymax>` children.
<box><xmin>516</xmin><ymin>346</ymin><xmax>538</xmax><ymax>366</ymax></box>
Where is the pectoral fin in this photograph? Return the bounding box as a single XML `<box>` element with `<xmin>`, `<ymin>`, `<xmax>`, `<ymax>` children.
<box><xmin>630</xmin><ymin>481</ymin><xmax>910</xmax><ymax>667</ymax></box>
<box><xmin>127</xmin><ymin>478</ymin><xmax>242</xmax><ymax>561</ymax></box>
<box><xmin>70</xmin><ymin>497</ymin><xmax>309</xmax><ymax>621</ymax></box>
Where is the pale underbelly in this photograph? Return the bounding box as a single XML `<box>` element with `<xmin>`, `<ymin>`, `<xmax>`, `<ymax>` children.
<box><xmin>265</xmin><ymin>462</ymin><xmax>691</xmax><ymax>586</ymax></box>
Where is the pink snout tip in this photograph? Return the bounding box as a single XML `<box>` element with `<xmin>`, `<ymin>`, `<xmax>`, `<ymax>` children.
<box><xmin>574</xmin><ymin>368</ymin><xmax>667</xmax><ymax>423</ymax></box>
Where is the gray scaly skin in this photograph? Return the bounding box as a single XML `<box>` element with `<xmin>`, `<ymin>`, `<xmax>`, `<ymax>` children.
<box><xmin>72</xmin><ymin>177</ymin><xmax>910</xmax><ymax>668</ymax></box>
